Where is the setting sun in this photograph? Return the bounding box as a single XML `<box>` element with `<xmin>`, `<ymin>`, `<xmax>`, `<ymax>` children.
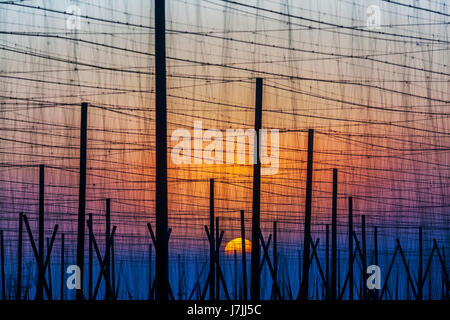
<box><xmin>224</xmin><ymin>238</ymin><xmax>252</xmax><ymax>255</ymax></box>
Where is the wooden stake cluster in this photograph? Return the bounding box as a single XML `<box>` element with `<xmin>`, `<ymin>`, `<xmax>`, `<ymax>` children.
<box><xmin>300</xmin><ymin>129</ymin><xmax>314</xmax><ymax>300</ymax></box>
<box><xmin>86</xmin><ymin>203</ymin><xmax>117</xmax><ymax>300</ymax></box>
<box><xmin>251</xmin><ymin>77</ymin><xmax>263</xmax><ymax>300</ymax></box>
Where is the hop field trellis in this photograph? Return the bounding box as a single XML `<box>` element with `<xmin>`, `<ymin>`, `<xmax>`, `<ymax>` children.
<box><xmin>0</xmin><ymin>0</ymin><xmax>449</xmax><ymax>300</ymax></box>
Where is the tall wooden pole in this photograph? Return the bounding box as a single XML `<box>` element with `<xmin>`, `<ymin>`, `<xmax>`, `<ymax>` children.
<box><xmin>331</xmin><ymin>168</ymin><xmax>337</xmax><ymax>300</ymax></box>
<box><xmin>240</xmin><ymin>210</ymin><xmax>248</xmax><ymax>300</ymax></box>
<box><xmin>209</xmin><ymin>179</ymin><xmax>215</xmax><ymax>301</ymax></box>
<box><xmin>16</xmin><ymin>212</ymin><xmax>23</xmax><ymax>300</ymax></box>
<box><xmin>155</xmin><ymin>0</ymin><xmax>169</xmax><ymax>301</ymax></box>
<box><xmin>37</xmin><ymin>164</ymin><xmax>45</xmax><ymax>300</ymax></box>
<box><xmin>105</xmin><ymin>199</ymin><xmax>111</xmax><ymax>300</ymax></box>
<box><xmin>46</xmin><ymin>237</ymin><xmax>52</xmax><ymax>299</ymax></box>
<box><xmin>300</xmin><ymin>129</ymin><xmax>314</xmax><ymax>300</ymax></box>
<box><xmin>234</xmin><ymin>250</ymin><xmax>238</xmax><ymax>299</ymax></box>
<box><xmin>348</xmin><ymin>196</ymin><xmax>353</xmax><ymax>300</ymax></box>
<box><xmin>76</xmin><ymin>102</ymin><xmax>88</xmax><ymax>300</ymax></box>
<box><xmin>325</xmin><ymin>224</ymin><xmax>329</xmax><ymax>300</ymax></box>
<box><xmin>273</xmin><ymin>221</ymin><xmax>278</xmax><ymax>299</ymax></box>
<box><xmin>88</xmin><ymin>213</ymin><xmax>93</xmax><ymax>300</ymax></box>
<box><xmin>251</xmin><ymin>77</ymin><xmax>263</xmax><ymax>300</ymax></box>
<box><xmin>216</xmin><ymin>217</ymin><xmax>220</xmax><ymax>300</ymax></box>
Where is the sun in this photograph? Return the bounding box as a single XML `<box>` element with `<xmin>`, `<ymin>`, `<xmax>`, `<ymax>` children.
<box><xmin>224</xmin><ymin>238</ymin><xmax>252</xmax><ymax>255</ymax></box>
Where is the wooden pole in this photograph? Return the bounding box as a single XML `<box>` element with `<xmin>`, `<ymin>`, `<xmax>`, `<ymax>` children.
<box><xmin>216</xmin><ymin>217</ymin><xmax>220</xmax><ymax>300</ymax></box>
<box><xmin>251</xmin><ymin>77</ymin><xmax>263</xmax><ymax>300</ymax></box>
<box><xmin>60</xmin><ymin>233</ymin><xmax>64</xmax><ymax>300</ymax></box>
<box><xmin>209</xmin><ymin>179</ymin><xmax>215</xmax><ymax>301</ymax></box>
<box><xmin>240</xmin><ymin>210</ymin><xmax>248</xmax><ymax>300</ymax></box>
<box><xmin>76</xmin><ymin>102</ymin><xmax>88</xmax><ymax>300</ymax></box>
<box><xmin>273</xmin><ymin>221</ymin><xmax>278</xmax><ymax>300</ymax></box>
<box><xmin>234</xmin><ymin>250</ymin><xmax>238</xmax><ymax>300</ymax></box>
<box><xmin>16</xmin><ymin>212</ymin><xmax>23</xmax><ymax>300</ymax></box>
<box><xmin>331</xmin><ymin>168</ymin><xmax>337</xmax><ymax>300</ymax></box>
<box><xmin>88</xmin><ymin>213</ymin><xmax>93</xmax><ymax>300</ymax></box>
<box><xmin>361</xmin><ymin>215</ymin><xmax>367</xmax><ymax>300</ymax></box>
<box><xmin>37</xmin><ymin>164</ymin><xmax>45</xmax><ymax>300</ymax></box>
<box><xmin>300</xmin><ymin>129</ymin><xmax>314</xmax><ymax>300</ymax></box>
<box><xmin>325</xmin><ymin>224</ymin><xmax>329</xmax><ymax>300</ymax></box>
<box><xmin>348</xmin><ymin>196</ymin><xmax>353</xmax><ymax>300</ymax></box>
<box><xmin>155</xmin><ymin>0</ymin><xmax>169</xmax><ymax>301</ymax></box>
<box><xmin>105</xmin><ymin>199</ymin><xmax>111</xmax><ymax>300</ymax></box>
<box><xmin>441</xmin><ymin>247</ymin><xmax>445</xmax><ymax>300</ymax></box>
<box><xmin>46</xmin><ymin>238</ymin><xmax>53</xmax><ymax>299</ymax></box>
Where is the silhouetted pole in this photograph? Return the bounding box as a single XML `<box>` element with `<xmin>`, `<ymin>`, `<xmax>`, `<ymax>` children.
<box><xmin>300</xmin><ymin>129</ymin><xmax>314</xmax><ymax>300</ymax></box>
<box><xmin>60</xmin><ymin>233</ymin><xmax>64</xmax><ymax>300</ymax></box>
<box><xmin>76</xmin><ymin>102</ymin><xmax>88</xmax><ymax>300</ymax></box>
<box><xmin>209</xmin><ymin>179</ymin><xmax>215</xmax><ymax>301</ymax></box>
<box><xmin>88</xmin><ymin>213</ymin><xmax>93</xmax><ymax>300</ymax></box>
<box><xmin>418</xmin><ymin>226</ymin><xmax>423</xmax><ymax>300</ymax></box>
<box><xmin>1</xmin><ymin>230</ymin><xmax>4</xmax><ymax>300</ymax></box>
<box><xmin>46</xmin><ymin>238</ymin><xmax>52</xmax><ymax>299</ymax></box>
<box><xmin>16</xmin><ymin>212</ymin><xmax>23</xmax><ymax>300</ymax></box>
<box><xmin>361</xmin><ymin>215</ymin><xmax>367</xmax><ymax>300</ymax></box>
<box><xmin>37</xmin><ymin>164</ymin><xmax>45</xmax><ymax>300</ymax></box>
<box><xmin>273</xmin><ymin>221</ymin><xmax>278</xmax><ymax>299</ymax></box>
<box><xmin>325</xmin><ymin>224</ymin><xmax>329</xmax><ymax>300</ymax></box>
<box><xmin>216</xmin><ymin>217</ymin><xmax>220</xmax><ymax>300</ymax></box>
<box><xmin>348</xmin><ymin>196</ymin><xmax>353</xmax><ymax>300</ymax></box>
<box><xmin>441</xmin><ymin>249</ymin><xmax>445</xmax><ymax>299</ymax></box>
<box><xmin>331</xmin><ymin>168</ymin><xmax>337</xmax><ymax>300</ymax></box>
<box><xmin>251</xmin><ymin>77</ymin><xmax>263</xmax><ymax>300</ymax></box>
<box><xmin>105</xmin><ymin>199</ymin><xmax>111</xmax><ymax>300</ymax></box>
<box><xmin>240</xmin><ymin>210</ymin><xmax>248</xmax><ymax>300</ymax></box>
<box><xmin>234</xmin><ymin>250</ymin><xmax>238</xmax><ymax>299</ymax></box>
<box><xmin>154</xmin><ymin>0</ymin><xmax>169</xmax><ymax>301</ymax></box>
